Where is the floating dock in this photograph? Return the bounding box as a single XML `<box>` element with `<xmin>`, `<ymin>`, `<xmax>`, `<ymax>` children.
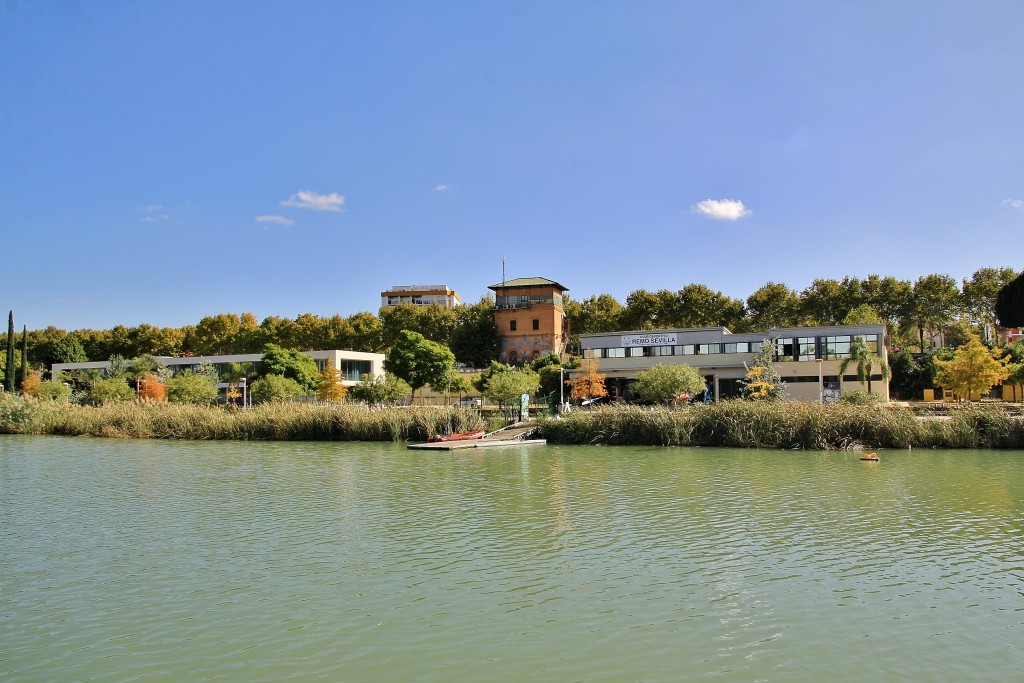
<box><xmin>407</xmin><ymin>425</ymin><xmax>545</xmax><ymax>451</ymax></box>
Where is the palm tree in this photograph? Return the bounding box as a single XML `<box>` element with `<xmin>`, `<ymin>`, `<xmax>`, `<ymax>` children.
<box><xmin>839</xmin><ymin>336</ymin><xmax>891</xmax><ymax>396</ymax></box>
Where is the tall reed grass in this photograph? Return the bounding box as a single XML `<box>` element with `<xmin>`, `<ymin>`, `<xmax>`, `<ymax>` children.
<box><xmin>0</xmin><ymin>396</ymin><xmax>484</xmax><ymax>442</ymax></box>
<box><xmin>3</xmin><ymin>395</ymin><xmax>1022</xmax><ymax>448</ymax></box>
<box><xmin>537</xmin><ymin>401</ymin><xmax>1024</xmax><ymax>449</ymax></box>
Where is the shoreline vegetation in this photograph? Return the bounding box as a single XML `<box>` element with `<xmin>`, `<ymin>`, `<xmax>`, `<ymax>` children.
<box><xmin>2</xmin><ymin>396</ymin><xmax>1024</xmax><ymax>448</ymax></box>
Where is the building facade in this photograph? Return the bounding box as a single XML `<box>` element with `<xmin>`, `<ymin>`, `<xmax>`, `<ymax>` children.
<box><xmin>52</xmin><ymin>349</ymin><xmax>385</xmax><ymax>387</ymax></box>
<box><xmin>579</xmin><ymin>324</ymin><xmax>889</xmax><ymax>402</ymax></box>
<box><xmin>489</xmin><ymin>277</ymin><xmax>568</xmax><ymax>364</ymax></box>
<box><xmin>380</xmin><ymin>284</ymin><xmax>461</xmax><ymax>309</ymax></box>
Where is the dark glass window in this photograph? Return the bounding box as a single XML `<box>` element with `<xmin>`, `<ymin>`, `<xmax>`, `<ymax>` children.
<box><xmin>510</xmin><ymin>320</ymin><xmax>517</xmax><ymax>331</ymax></box>
<box><xmin>532</xmin><ymin>319</ymin><xmax>539</xmax><ymax>330</ymax></box>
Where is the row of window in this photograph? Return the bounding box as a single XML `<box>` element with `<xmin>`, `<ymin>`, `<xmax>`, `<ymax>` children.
<box><xmin>495</xmin><ymin>294</ymin><xmax>563</xmax><ymax>309</ymax></box>
<box><xmin>509</xmin><ymin>319</ymin><xmax>541</xmax><ymax>332</ymax></box>
<box><xmin>774</xmin><ymin>334</ymin><xmax>880</xmax><ymax>361</ymax></box>
<box><xmin>584</xmin><ymin>334</ymin><xmax>881</xmax><ymax>361</ymax></box>
<box><xmin>584</xmin><ymin>341</ymin><xmax>764</xmax><ymax>359</ymax></box>
<box><xmin>383</xmin><ymin>295</ymin><xmax>457</xmax><ymax>307</ymax></box>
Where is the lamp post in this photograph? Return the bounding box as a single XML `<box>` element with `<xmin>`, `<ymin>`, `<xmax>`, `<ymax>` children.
<box><xmin>559</xmin><ymin>366</ymin><xmax>573</xmax><ymax>412</ymax></box>
<box><xmin>815</xmin><ymin>358</ymin><xmax>824</xmax><ymax>404</ymax></box>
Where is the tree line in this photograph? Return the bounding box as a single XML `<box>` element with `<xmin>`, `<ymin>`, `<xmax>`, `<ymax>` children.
<box><xmin>2</xmin><ymin>267</ymin><xmax>1020</xmax><ymax>376</ymax></box>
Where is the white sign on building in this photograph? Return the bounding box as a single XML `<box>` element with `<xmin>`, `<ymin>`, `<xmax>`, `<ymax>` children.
<box><xmin>621</xmin><ymin>333</ymin><xmax>678</xmax><ymax>348</ymax></box>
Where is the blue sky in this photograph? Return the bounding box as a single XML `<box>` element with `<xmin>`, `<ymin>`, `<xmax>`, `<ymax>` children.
<box><xmin>3</xmin><ymin>0</ymin><xmax>1023</xmax><ymax>331</ymax></box>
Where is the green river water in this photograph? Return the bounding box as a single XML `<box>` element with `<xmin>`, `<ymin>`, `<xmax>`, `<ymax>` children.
<box><xmin>2</xmin><ymin>435</ymin><xmax>1022</xmax><ymax>682</ymax></box>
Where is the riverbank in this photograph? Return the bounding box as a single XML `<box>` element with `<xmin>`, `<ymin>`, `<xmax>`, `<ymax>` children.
<box><xmin>537</xmin><ymin>402</ymin><xmax>1024</xmax><ymax>449</ymax></box>
<box><xmin>3</xmin><ymin>396</ymin><xmax>1023</xmax><ymax>448</ymax></box>
<box><xmin>0</xmin><ymin>397</ymin><xmax>485</xmax><ymax>441</ymax></box>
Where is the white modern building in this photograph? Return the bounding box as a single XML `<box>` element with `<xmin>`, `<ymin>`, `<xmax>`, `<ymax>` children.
<box><xmin>52</xmin><ymin>349</ymin><xmax>385</xmax><ymax>387</ymax></box>
<box><xmin>380</xmin><ymin>284</ymin><xmax>461</xmax><ymax>309</ymax></box>
<box><xmin>579</xmin><ymin>324</ymin><xmax>889</xmax><ymax>403</ymax></box>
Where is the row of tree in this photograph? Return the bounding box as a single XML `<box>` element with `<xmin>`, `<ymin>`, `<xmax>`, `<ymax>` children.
<box><xmin>566</xmin><ymin>268</ymin><xmax>1022</xmax><ymax>353</ymax></box>
<box><xmin>4</xmin><ymin>267</ymin><xmax>1022</xmax><ymax>377</ymax></box>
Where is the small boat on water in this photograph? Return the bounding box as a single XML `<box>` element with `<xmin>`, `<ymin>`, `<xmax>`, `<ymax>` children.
<box><xmin>860</xmin><ymin>452</ymin><xmax>879</xmax><ymax>461</ymax></box>
<box><xmin>427</xmin><ymin>430</ymin><xmax>486</xmax><ymax>443</ymax></box>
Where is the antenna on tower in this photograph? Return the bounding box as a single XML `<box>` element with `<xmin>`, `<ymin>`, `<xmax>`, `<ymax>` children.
<box><xmin>502</xmin><ymin>257</ymin><xmax>506</xmax><ymax>285</ymax></box>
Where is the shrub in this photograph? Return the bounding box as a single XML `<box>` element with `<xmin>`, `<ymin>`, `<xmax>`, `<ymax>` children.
<box><xmin>166</xmin><ymin>371</ymin><xmax>218</xmax><ymax>404</ymax></box>
<box><xmin>89</xmin><ymin>378</ymin><xmax>134</xmax><ymax>405</ymax></box>
<box><xmin>37</xmin><ymin>381</ymin><xmax>72</xmax><ymax>403</ymax></box>
<box><xmin>839</xmin><ymin>390</ymin><xmax>884</xmax><ymax>405</ymax></box>
<box><xmin>251</xmin><ymin>374</ymin><xmax>304</xmax><ymax>404</ymax></box>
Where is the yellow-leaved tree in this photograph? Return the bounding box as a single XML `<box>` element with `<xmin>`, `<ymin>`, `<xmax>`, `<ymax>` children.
<box><xmin>316</xmin><ymin>364</ymin><xmax>348</xmax><ymax>402</ymax></box>
<box><xmin>934</xmin><ymin>333</ymin><xmax>1011</xmax><ymax>401</ymax></box>
<box><xmin>568</xmin><ymin>358</ymin><xmax>608</xmax><ymax>403</ymax></box>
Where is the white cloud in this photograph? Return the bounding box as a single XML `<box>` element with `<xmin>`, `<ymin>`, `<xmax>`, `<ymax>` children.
<box><xmin>142</xmin><ymin>204</ymin><xmax>163</xmax><ymax>212</ymax></box>
<box><xmin>691</xmin><ymin>198</ymin><xmax>752</xmax><ymax>221</ymax></box>
<box><xmin>141</xmin><ymin>213</ymin><xmax>170</xmax><ymax>223</ymax></box>
<box><xmin>1002</xmin><ymin>198</ymin><xmax>1024</xmax><ymax>210</ymax></box>
<box><xmin>280</xmin><ymin>190</ymin><xmax>345</xmax><ymax>212</ymax></box>
<box><xmin>256</xmin><ymin>214</ymin><xmax>296</xmax><ymax>226</ymax></box>
<box><xmin>434</xmin><ymin>183</ymin><xmax>455</xmax><ymax>192</ymax></box>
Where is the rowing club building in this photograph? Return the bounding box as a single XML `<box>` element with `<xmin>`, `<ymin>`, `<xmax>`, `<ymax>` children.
<box><xmin>579</xmin><ymin>323</ymin><xmax>889</xmax><ymax>402</ymax></box>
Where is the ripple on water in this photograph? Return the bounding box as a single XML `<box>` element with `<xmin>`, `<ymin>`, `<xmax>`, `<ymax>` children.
<box><xmin>2</xmin><ymin>438</ymin><xmax>1024</xmax><ymax>682</ymax></box>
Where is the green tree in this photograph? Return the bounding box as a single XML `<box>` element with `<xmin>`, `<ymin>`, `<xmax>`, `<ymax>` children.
<box><xmin>566</xmin><ymin>293</ymin><xmax>624</xmax><ymax>334</ymax></box>
<box><xmin>192</xmin><ymin>313</ymin><xmax>243</xmax><ymax>355</ymax></box>
<box><xmin>383</xmin><ymin>330</ymin><xmax>455</xmax><ymax>398</ymax></box>
<box><xmin>481</xmin><ymin>366</ymin><xmax>540</xmax><ymax>418</ymax></box>
<box><xmin>449</xmin><ymin>296</ymin><xmax>501</xmax><ymax>367</ymax></box>
<box><xmin>259</xmin><ymin>344</ymin><xmax>320</xmax><ymax>391</ymax></box>
<box><xmin>348</xmin><ymin>373</ymin><xmax>412</xmax><ymax>407</ymax></box>
<box><xmin>741</xmin><ymin>340</ymin><xmax>785</xmax><ymax>400</ymax></box>
<box><xmin>800</xmin><ymin>279</ymin><xmax>852</xmax><ymax>326</ymax></box>
<box><xmin>51</xmin><ymin>332</ymin><xmax>88</xmax><ymax>363</ymax></box>
<box><xmin>347</xmin><ymin>311</ymin><xmax>384</xmax><ymax>352</ymax></box>
<box><xmin>5</xmin><ymin>311</ymin><xmax>14</xmax><ymax>393</ymax></box>
<box><xmin>842</xmin><ymin>304</ymin><xmax>884</xmax><ymax>325</ymax></box>
<box><xmin>962</xmin><ymin>267</ymin><xmax>1019</xmax><ymax>337</ymax></box>
<box><xmin>166</xmin><ymin>371</ymin><xmax>219</xmax><ymax>404</ymax></box>
<box><xmin>934</xmin><ymin>333</ymin><xmax>1011</xmax><ymax>401</ymax></box>
<box><xmin>838</xmin><ymin>336</ymin><xmax>891</xmax><ymax>396</ymax></box>
<box><xmin>430</xmin><ymin>369</ymin><xmax>474</xmax><ymax>404</ymax></box>
<box><xmin>619</xmin><ymin>289</ymin><xmax>676</xmax><ymax>330</ymax></box>
<box><xmin>746</xmin><ymin>282</ymin><xmax>802</xmax><ymax>330</ymax></box>
<box><xmin>89</xmin><ymin>377</ymin><xmax>134</xmax><ymax>405</ymax></box>
<box><xmin>888</xmin><ymin>349</ymin><xmax>936</xmax><ymax>401</ymax></box>
<box><xmin>674</xmin><ymin>284</ymin><xmax>746</xmax><ymax>329</ymax></box>
<box><xmin>911</xmin><ymin>274</ymin><xmax>961</xmax><ymax>352</ymax></box>
<box><xmin>632</xmin><ymin>364</ymin><xmax>707</xmax><ymax>405</ymax></box>
<box><xmin>19</xmin><ymin>326</ymin><xmax>28</xmax><ymax>391</ymax></box>
<box><xmin>251</xmin><ymin>374</ymin><xmax>305</xmax><ymax>404</ymax></box>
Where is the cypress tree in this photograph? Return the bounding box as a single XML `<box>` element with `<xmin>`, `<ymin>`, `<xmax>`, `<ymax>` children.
<box><xmin>4</xmin><ymin>311</ymin><xmax>14</xmax><ymax>393</ymax></box>
<box><xmin>19</xmin><ymin>325</ymin><xmax>28</xmax><ymax>390</ymax></box>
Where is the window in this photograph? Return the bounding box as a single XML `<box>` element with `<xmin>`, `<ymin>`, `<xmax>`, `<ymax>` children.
<box><xmin>675</xmin><ymin>344</ymin><xmax>695</xmax><ymax>355</ymax></box>
<box><xmin>797</xmin><ymin>337</ymin><xmax>817</xmax><ymax>361</ymax></box>
<box><xmin>532</xmin><ymin>319</ymin><xmax>539</xmax><ymax>330</ymax></box>
<box><xmin>654</xmin><ymin>345</ymin><xmax>674</xmax><ymax>356</ymax></box>
<box><xmin>510</xmin><ymin>320</ymin><xmax>517</xmax><ymax>331</ymax></box>
<box><xmin>824</xmin><ymin>335</ymin><xmax>851</xmax><ymax>359</ymax></box>
<box><xmin>606</xmin><ymin>347</ymin><xmax>626</xmax><ymax>358</ymax></box>
<box><xmin>775</xmin><ymin>338</ymin><xmax>795</xmax><ymax>361</ymax></box>
<box><xmin>723</xmin><ymin>342</ymin><xmax>751</xmax><ymax>354</ymax></box>
<box><xmin>697</xmin><ymin>344</ymin><xmax>720</xmax><ymax>355</ymax></box>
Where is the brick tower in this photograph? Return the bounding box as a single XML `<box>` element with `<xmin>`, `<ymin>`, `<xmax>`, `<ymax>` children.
<box><xmin>489</xmin><ymin>277</ymin><xmax>568</xmax><ymax>364</ymax></box>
